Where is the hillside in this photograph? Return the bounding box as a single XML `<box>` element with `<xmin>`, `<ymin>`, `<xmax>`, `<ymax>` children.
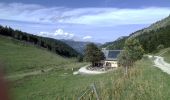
<box><xmin>101</xmin><ymin>36</ymin><xmax>128</xmax><ymax>50</ymax></box>
<box><xmin>61</xmin><ymin>39</ymin><xmax>102</xmax><ymax>54</ymax></box>
<box><xmin>135</xmin><ymin>25</ymin><xmax>170</xmax><ymax>52</ymax></box>
<box><xmin>0</xmin><ymin>25</ymin><xmax>79</xmax><ymax>57</ymax></box>
<box><xmin>1</xmin><ymin>28</ymin><xmax>170</xmax><ymax>99</ymax></box>
<box><xmin>130</xmin><ymin>15</ymin><xmax>170</xmax><ymax>38</ymax></box>
<box><xmin>0</xmin><ymin>35</ymin><xmax>87</xmax><ymax>99</ymax></box>
<box><xmin>2</xmin><ymin>35</ymin><xmax>170</xmax><ymax>99</ymax></box>
<box><xmin>103</xmin><ymin>15</ymin><xmax>170</xmax><ymax>53</ymax></box>
<box><xmin>60</xmin><ymin>39</ymin><xmax>91</xmax><ymax>54</ymax></box>
<box><xmin>159</xmin><ymin>48</ymin><xmax>170</xmax><ymax>63</ymax></box>
<box><xmin>0</xmin><ymin>35</ymin><xmax>79</xmax><ymax>75</ymax></box>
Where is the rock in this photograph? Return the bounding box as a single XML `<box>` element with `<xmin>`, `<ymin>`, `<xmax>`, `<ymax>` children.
<box><xmin>73</xmin><ymin>71</ymin><xmax>79</xmax><ymax>75</ymax></box>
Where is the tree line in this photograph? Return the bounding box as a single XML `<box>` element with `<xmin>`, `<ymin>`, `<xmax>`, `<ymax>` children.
<box><xmin>102</xmin><ymin>36</ymin><xmax>127</xmax><ymax>50</ymax></box>
<box><xmin>103</xmin><ymin>25</ymin><xmax>170</xmax><ymax>53</ymax></box>
<box><xmin>135</xmin><ymin>25</ymin><xmax>170</xmax><ymax>53</ymax></box>
<box><xmin>0</xmin><ymin>25</ymin><xmax>80</xmax><ymax>57</ymax></box>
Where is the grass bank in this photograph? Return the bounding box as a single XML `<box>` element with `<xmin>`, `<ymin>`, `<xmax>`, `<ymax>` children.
<box><xmin>1</xmin><ymin>35</ymin><xmax>170</xmax><ymax>100</ymax></box>
<box><xmin>0</xmin><ymin>35</ymin><xmax>80</xmax><ymax>75</ymax></box>
<box><xmin>161</xmin><ymin>48</ymin><xmax>170</xmax><ymax>63</ymax></box>
<box><xmin>11</xmin><ymin>56</ymin><xmax>170</xmax><ymax>100</ymax></box>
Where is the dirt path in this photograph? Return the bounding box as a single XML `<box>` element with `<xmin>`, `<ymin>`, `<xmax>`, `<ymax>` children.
<box><xmin>148</xmin><ymin>49</ymin><xmax>170</xmax><ymax>74</ymax></box>
<box><xmin>153</xmin><ymin>56</ymin><xmax>170</xmax><ymax>74</ymax></box>
<box><xmin>6</xmin><ymin>68</ymin><xmax>53</xmax><ymax>79</ymax></box>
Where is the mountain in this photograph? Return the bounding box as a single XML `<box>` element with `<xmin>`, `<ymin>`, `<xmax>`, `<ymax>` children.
<box><xmin>0</xmin><ymin>25</ymin><xmax>80</xmax><ymax>57</ymax></box>
<box><xmin>134</xmin><ymin>24</ymin><xmax>170</xmax><ymax>52</ymax></box>
<box><xmin>130</xmin><ymin>15</ymin><xmax>170</xmax><ymax>38</ymax></box>
<box><xmin>101</xmin><ymin>36</ymin><xmax>128</xmax><ymax>50</ymax></box>
<box><xmin>61</xmin><ymin>39</ymin><xmax>102</xmax><ymax>54</ymax></box>
<box><xmin>102</xmin><ymin>15</ymin><xmax>170</xmax><ymax>52</ymax></box>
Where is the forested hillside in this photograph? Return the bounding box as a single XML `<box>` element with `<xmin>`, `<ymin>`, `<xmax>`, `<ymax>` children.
<box><xmin>101</xmin><ymin>36</ymin><xmax>128</xmax><ymax>50</ymax></box>
<box><xmin>60</xmin><ymin>39</ymin><xmax>91</xmax><ymax>54</ymax></box>
<box><xmin>61</xmin><ymin>39</ymin><xmax>102</xmax><ymax>54</ymax></box>
<box><xmin>130</xmin><ymin>15</ymin><xmax>170</xmax><ymax>38</ymax></box>
<box><xmin>0</xmin><ymin>25</ymin><xmax>80</xmax><ymax>57</ymax></box>
<box><xmin>103</xmin><ymin>15</ymin><xmax>170</xmax><ymax>53</ymax></box>
<box><xmin>136</xmin><ymin>25</ymin><xmax>170</xmax><ymax>52</ymax></box>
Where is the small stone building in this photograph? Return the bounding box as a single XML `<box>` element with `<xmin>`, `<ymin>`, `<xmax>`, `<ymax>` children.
<box><xmin>102</xmin><ymin>48</ymin><xmax>122</xmax><ymax>68</ymax></box>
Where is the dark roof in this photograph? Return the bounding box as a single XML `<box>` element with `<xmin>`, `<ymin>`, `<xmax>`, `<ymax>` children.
<box><xmin>102</xmin><ymin>49</ymin><xmax>122</xmax><ymax>60</ymax></box>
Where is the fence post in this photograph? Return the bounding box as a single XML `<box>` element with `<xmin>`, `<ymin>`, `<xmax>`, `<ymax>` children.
<box><xmin>91</xmin><ymin>83</ymin><xmax>100</xmax><ymax>100</ymax></box>
<box><xmin>78</xmin><ymin>83</ymin><xmax>100</xmax><ymax>100</ymax></box>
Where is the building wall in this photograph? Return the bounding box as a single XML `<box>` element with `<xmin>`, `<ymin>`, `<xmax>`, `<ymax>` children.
<box><xmin>104</xmin><ymin>60</ymin><xmax>118</xmax><ymax>68</ymax></box>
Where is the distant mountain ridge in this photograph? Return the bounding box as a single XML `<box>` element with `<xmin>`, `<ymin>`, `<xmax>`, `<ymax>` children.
<box><xmin>101</xmin><ymin>36</ymin><xmax>128</xmax><ymax>50</ymax></box>
<box><xmin>102</xmin><ymin>15</ymin><xmax>170</xmax><ymax>52</ymax></box>
<box><xmin>130</xmin><ymin>15</ymin><xmax>170</xmax><ymax>38</ymax></box>
<box><xmin>61</xmin><ymin>39</ymin><xmax>102</xmax><ymax>54</ymax></box>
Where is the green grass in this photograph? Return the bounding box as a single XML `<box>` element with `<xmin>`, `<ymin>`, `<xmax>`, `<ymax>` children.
<box><xmin>0</xmin><ymin>35</ymin><xmax>79</xmax><ymax>75</ymax></box>
<box><xmin>1</xmin><ymin>35</ymin><xmax>170</xmax><ymax>100</ymax></box>
<box><xmin>11</xmin><ymin>67</ymin><xmax>122</xmax><ymax>100</ymax></box>
<box><xmin>97</xmin><ymin>58</ymin><xmax>170</xmax><ymax>100</ymax></box>
<box><xmin>10</xmin><ymin>55</ymin><xmax>170</xmax><ymax>100</ymax></box>
<box><xmin>153</xmin><ymin>47</ymin><xmax>170</xmax><ymax>63</ymax></box>
<box><xmin>161</xmin><ymin>48</ymin><xmax>170</xmax><ymax>63</ymax></box>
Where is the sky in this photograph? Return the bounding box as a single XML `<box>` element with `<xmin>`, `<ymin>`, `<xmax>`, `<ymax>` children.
<box><xmin>0</xmin><ymin>0</ymin><xmax>170</xmax><ymax>43</ymax></box>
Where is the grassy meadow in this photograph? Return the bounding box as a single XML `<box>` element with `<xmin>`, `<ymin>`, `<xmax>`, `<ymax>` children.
<box><xmin>161</xmin><ymin>48</ymin><xmax>170</xmax><ymax>63</ymax></box>
<box><xmin>0</xmin><ymin>35</ymin><xmax>82</xmax><ymax>75</ymax></box>
<box><xmin>1</xmin><ymin>35</ymin><xmax>170</xmax><ymax>100</ymax></box>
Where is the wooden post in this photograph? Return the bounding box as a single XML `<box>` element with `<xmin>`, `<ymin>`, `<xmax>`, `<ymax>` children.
<box><xmin>91</xmin><ymin>83</ymin><xmax>100</xmax><ymax>100</ymax></box>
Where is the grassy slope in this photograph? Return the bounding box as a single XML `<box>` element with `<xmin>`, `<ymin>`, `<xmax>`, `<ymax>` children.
<box><xmin>130</xmin><ymin>15</ymin><xmax>170</xmax><ymax>38</ymax></box>
<box><xmin>103</xmin><ymin>16</ymin><xmax>170</xmax><ymax>50</ymax></box>
<box><xmin>12</xmin><ymin>52</ymin><xmax>170</xmax><ymax>100</ymax></box>
<box><xmin>1</xmin><ymin>35</ymin><xmax>170</xmax><ymax>100</ymax></box>
<box><xmin>0</xmin><ymin>35</ymin><xmax>78</xmax><ymax>75</ymax></box>
<box><xmin>161</xmin><ymin>48</ymin><xmax>170</xmax><ymax>63</ymax></box>
<box><xmin>154</xmin><ymin>47</ymin><xmax>170</xmax><ymax>63</ymax></box>
<box><xmin>92</xmin><ymin>54</ymin><xmax>170</xmax><ymax>100</ymax></box>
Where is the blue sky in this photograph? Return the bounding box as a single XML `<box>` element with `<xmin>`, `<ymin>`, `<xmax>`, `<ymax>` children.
<box><xmin>0</xmin><ymin>0</ymin><xmax>170</xmax><ymax>43</ymax></box>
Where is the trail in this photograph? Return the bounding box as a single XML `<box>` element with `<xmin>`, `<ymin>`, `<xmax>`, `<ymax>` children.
<box><xmin>6</xmin><ymin>68</ymin><xmax>53</xmax><ymax>79</ymax></box>
<box><xmin>149</xmin><ymin>48</ymin><xmax>170</xmax><ymax>74</ymax></box>
<box><xmin>153</xmin><ymin>56</ymin><xmax>170</xmax><ymax>74</ymax></box>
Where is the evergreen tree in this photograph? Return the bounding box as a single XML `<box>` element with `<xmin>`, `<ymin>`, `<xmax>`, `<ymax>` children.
<box><xmin>84</xmin><ymin>43</ymin><xmax>105</xmax><ymax>67</ymax></box>
<box><xmin>118</xmin><ymin>38</ymin><xmax>144</xmax><ymax>74</ymax></box>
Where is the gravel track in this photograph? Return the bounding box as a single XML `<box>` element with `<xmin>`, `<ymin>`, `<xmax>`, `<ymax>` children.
<box><xmin>153</xmin><ymin>56</ymin><xmax>170</xmax><ymax>74</ymax></box>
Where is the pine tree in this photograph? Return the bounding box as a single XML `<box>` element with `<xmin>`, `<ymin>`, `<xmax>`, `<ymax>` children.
<box><xmin>118</xmin><ymin>38</ymin><xmax>144</xmax><ymax>74</ymax></box>
<box><xmin>84</xmin><ymin>43</ymin><xmax>105</xmax><ymax>67</ymax></box>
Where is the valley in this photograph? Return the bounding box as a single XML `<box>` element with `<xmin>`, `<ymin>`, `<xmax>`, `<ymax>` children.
<box><xmin>0</xmin><ymin>1</ymin><xmax>170</xmax><ymax>99</ymax></box>
<box><xmin>1</xmin><ymin>34</ymin><xmax>170</xmax><ymax>100</ymax></box>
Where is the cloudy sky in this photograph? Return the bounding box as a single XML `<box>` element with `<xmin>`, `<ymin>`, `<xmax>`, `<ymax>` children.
<box><xmin>0</xmin><ymin>0</ymin><xmax>170</xmax><ymax>43</ymax></box>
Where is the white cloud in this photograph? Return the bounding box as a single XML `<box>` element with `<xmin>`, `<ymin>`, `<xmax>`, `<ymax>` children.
<box><xmin>62</xmin><ymin>7</ymin><xmax>170</xmax><ymax>25</ymax></box>
<box><xmin>38</xmin><ymin>29</ymin><xmax>74</xmax><ymax>39</ymax></box>
<box><xmin>39</xmin><ymin>31</ymin><xmax>49</xmax><ymax>36</ymax></box>
<box><xmin>37</xmin><ymin>29</ymin><xmax>93</xmax><ymax>41</ymax></box>
<box><xmin>54</xmin><ymin>29</ymin><xmax>74</xmax><ymax>38</ymax></box>
<box><xmin>83</xmin><ymin>36</ymin><xmax>92</xmax><ymax>40</ymax></box>
<box><xmin>0</xmin><ymin>3</ymin><xmax>170</xmax><ymax>26</ymax></box>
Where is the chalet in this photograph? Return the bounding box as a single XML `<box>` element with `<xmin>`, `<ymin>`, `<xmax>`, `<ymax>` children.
<box><xmin>102</xmin><ymin>48</ymin><xmax>122</xmax><ymax>68</ymax></box>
